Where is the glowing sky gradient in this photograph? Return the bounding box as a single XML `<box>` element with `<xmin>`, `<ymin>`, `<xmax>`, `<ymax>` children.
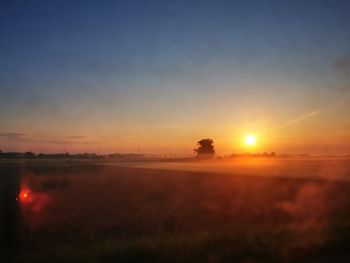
<box><xmin>1</xmin><ymin>0</ymin><xmax>350</xmax><ymax>154</ymax></box>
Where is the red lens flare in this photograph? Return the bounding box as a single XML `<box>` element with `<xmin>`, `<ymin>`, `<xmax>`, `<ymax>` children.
<box><xmin>19</xmin><ymin>183</ymin><xmax>50</xmax><ymax>213</ymax></box>
<box><xmin>19</xmin><ymin>189</ymin><xmax>32</xmax><ymax>202</ymax></box>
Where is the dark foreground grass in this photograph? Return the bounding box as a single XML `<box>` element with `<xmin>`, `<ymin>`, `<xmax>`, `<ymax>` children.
<box><xmin>11</xmin><ymin>225</ymin><xmax>350</xmax><ymax>263</ymax></box>
<box><xmin>2</xmin><ymin>160</ymin><xmax>350</xmax><ymax>262</ymax></box>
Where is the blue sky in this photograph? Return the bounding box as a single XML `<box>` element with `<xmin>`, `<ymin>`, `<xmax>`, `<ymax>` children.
<box><xmin>1</xmin><ymin>0</ymin><xmax>350</xmax><ymax>154</ymax></box>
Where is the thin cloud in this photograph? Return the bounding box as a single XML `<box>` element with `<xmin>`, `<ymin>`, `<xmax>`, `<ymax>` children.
<box><xmin>0</xmin><ymin>132</ymin><xmax>26</xmax><ymax>139</ymax></box>
<box><xmin>0</xmin><ymin>132</ymin><xmax>97</xmax><ymax>145</ymax></box>
<box><xmin>283</xmin><ymin>110</ymin><xmax>320</xmax><ymax>126</ymax></box>
<box><xmin>273</xmin><ymin>110</ymin><xmax>320</xmax><ymax>132</ymax></box>
<box><xmin>273</xmin><ymin>91</ymin><xmax>350</xmax><ymax>133</ymax></box>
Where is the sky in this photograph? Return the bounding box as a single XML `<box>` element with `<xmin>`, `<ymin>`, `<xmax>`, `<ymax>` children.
<box><xmin>1</xmin><ymin>0</ymin><xmax>350</xmax><ymax>155</ymax></box>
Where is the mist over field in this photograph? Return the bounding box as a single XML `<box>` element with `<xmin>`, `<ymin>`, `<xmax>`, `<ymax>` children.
<box><xmin>0</xmin><ymin>157</ymin><xmax>349</xmax><ymax>262</ymax></box>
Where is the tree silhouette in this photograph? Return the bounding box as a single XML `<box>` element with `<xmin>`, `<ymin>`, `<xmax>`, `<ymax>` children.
<box><xmin>194</xmin><ymin>138</ymin><xmax>215</xmax><ymax>158</ymax></box>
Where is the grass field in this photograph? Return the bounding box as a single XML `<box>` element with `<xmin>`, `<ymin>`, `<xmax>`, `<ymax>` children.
<box><xmin>1</xmin><ymin>157</ymin><xmax>350</xmax><ymax>262</ymax></box>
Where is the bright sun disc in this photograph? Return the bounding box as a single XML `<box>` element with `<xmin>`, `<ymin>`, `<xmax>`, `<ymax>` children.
<box><xmin>245</xmin><ymin>134</ymin><xmax>256</xmax><ymax>145</ymax></box>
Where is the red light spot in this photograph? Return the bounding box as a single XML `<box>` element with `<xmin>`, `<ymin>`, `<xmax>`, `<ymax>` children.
<box><xmin>19</xmin><ymin>190</ymin><xmax>30</xmax><ymax>201</ymax></box>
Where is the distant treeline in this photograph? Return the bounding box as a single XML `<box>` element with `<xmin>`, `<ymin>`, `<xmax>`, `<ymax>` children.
<box><xmin>0</xmin><ymin>151</ymin><xmax>99</xmax><ymax>159</ymax></box>
<box><xmin>0</xmin><ymin>151</ymin><xmax>147</xmax><ymax>159</ymax></box>
<box><xmin>228</xmin><ymin>152</ymin><xmax>312</xmax><ymax>158</ymax></box>
<box><xmin>0</xmin><ymin>150</ymin><xmax>312</xmax><ymax>160</ymax></box>
<box><xmin>229</xmin><ymin>152</ymin><xmax>277</xmax><ymax>158</ymax></box>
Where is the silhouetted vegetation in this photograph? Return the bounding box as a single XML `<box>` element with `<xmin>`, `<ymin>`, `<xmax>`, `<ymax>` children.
<box><xmin>229</xmin><ymin>152</ymin><xmax>278</xmax><ymax>158</ymax></box>
<box><xmin>194</xmin><ymin>139</ymin><xmax>215</xmax><ymax>158</ymax></box>
<box><xmin>0</xmin><ymin>151</ymin><xmax>100</xmax><ymax>159</ymax></box>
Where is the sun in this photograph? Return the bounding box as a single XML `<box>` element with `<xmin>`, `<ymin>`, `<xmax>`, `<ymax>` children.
<box><xmin>244</xmin><ymin>134</ymin><xmax>257</xmax><ymax>146</ymax></box>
